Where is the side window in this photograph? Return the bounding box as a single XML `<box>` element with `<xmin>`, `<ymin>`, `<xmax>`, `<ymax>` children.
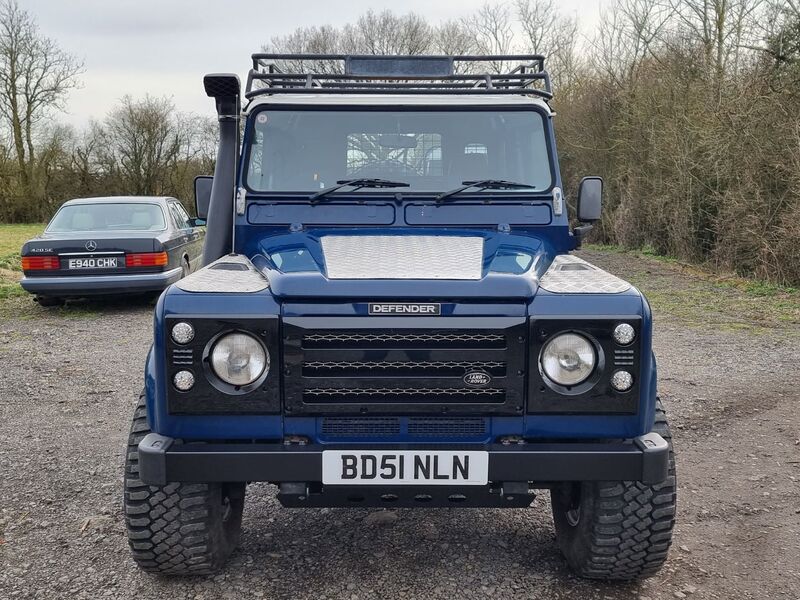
<box><xmin>465</xmin><ymin>143</ymin><xmax>488</xmax><ymax>155</ymax></box>
<box><xmin>175</xmin><ymin>202</ymin><xmax>192</xmax><ymax>227</ymax></box>
<box><xmin>168</xmin><ymin>203</ymin><xmax>189</xmax><ymax>229</ymax></box>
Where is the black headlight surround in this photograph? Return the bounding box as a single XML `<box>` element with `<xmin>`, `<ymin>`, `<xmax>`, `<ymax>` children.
<box><xmin>165</xmin><ymin>316</ymin><xmax>280</xmax><ymax>415</ymax></box>
<box><xmin>528</xmin><ymin>317</ymin><xmax>642</xmax><ymax>415</ymax></box>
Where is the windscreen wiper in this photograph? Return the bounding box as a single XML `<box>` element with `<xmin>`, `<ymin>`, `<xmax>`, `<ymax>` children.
<box><xmin>309</xmin><ymin>178</ymin><xmax>410</xmax><ymax>203</ymax></box>
<box><xmin>435</xmin><ymin>179</ymin><xmax>536</xmax><ymax>202</ymax></box>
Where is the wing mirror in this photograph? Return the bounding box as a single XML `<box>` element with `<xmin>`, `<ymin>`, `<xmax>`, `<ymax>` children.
<box><xmin>577</xmin><ymin>176</ymin><xmax>603</xmax><ymax>222</ymax></box>
<box><xmin>194</xmin><ymin>175</ymin><xmax>213</xmax><ymax>220</ymax></box>
<box><xmin>574</xmin><ymin>176</ymin><xmax>603</xmax><ymax>246</ymax></box>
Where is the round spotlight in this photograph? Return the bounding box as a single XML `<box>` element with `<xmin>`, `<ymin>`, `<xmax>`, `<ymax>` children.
<box><xmin>173</xmin><ymin>370</ymin><xmax>195</xmax><ymax>391</ymax></box>
<box><xmin>613</xmin><ymin>323</ymin><xmax>635</xmax><ymax>346</ymax></box>
<box><xmin>611</xmin><ymin>370</ymin><xmax>634</xmax><ymax>392</ymax></box>
<box><xmin>210</xmin><ymin>332</ymin><xmax>269</xmax><ymax>387</ymax></box>
<box><xmin>540</xmin><ymin>333</ymin><xmax>596</xmax><ymax>387</ymax></box>
<box><xmin>171</xmin><ymin>321</ymin><xmax>195</xmax><ymax>345</ymax></box>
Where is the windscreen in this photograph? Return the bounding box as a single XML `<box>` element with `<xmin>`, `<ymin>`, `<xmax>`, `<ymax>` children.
<box><xmin>245</xmin><ymin>109</ymin><xmax>552</xmax><ymax>193</ymax></box>
<box><xmin>47</xmin><ymin>203</ymin><xmax>167</xmax><ymax>232</ymax></box>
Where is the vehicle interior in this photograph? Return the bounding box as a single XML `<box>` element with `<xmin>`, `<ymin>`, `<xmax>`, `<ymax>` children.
<box><xmin>245</xmin><ymin>109</ymin><xmax>553</xmax><ymax>193</ymax></box>
<box><xmin>47</xmin><ymin>203</ymin><xmax>168</xmax><ymax>232</ymax></box>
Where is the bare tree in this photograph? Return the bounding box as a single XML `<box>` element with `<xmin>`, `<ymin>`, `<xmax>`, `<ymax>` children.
<box><xmin>262</xmin><ymin>25</ymin><xmax>345</xmax><ymax>74</ymax></box>
<box><xmin>590</xmin><ymin>0</ymin><xmax>671</xmax><ymax>87</ymax></box>
<box><xmin>516</xmin><ymin>0</ymin><xmax>558</xmax><ymax>52</ymax></box>
<box><xmin>762</xmin><ymin>1</ymin><xmax>800</xmax><ymax>65</ymax></box>
<box><xmin>515</xmin><ymin>0</ymin><xmax>582</xmax><ymax>90</ymax></box>
<box><xmin>665</xmin><ymin>0</ymin><xmax>766</xmax><ymax>80</ymax></box>
<box><xmin>69</xmin><ymin>122</ymin><xmax>103</xmax><ymax>196</ymax></box>
<box><xmin>465</xmin><ymin>3</ymin><xmax>517</xmax><ymax>71</ymax></box>
<box><xmin>263</xmin><ymin>11</ymin><xmax>433</xmax><ymax>75</ymax></box>
<box><xmin>357</xmin><ymin>10</ymin><xmax>431</xmax><ymax>55</ymax></box>
<box><xmin>0</xmin><ymin>0</ymin><xmax>82</xmax><ymax>191</ymax></box>
<box><xmin>433</xmin><ymin>20</ymin><xmax>478</xmax><ymax>59</ymax></box>
<box><xmin>98</xmin><ymin>95</ymin><xmax>183</xmax><ymax>196</ymax></box>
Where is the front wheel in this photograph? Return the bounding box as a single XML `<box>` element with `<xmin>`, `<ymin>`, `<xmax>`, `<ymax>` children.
<box><xmin>123</xmin><ymin>392</ymin><xmax>245</xmax><ymax>575</ymax></box>
<box><xmin>551</xmin><ymin>399</ymin><xmax>677</xmax><ymax>580</ymax></box>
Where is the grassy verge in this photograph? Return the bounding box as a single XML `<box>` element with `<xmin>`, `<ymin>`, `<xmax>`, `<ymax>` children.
<box><xmin>0</xmin><ymin>224</ymin><xmax>45</xmax><ymax>303</ymax></box>
<box><xmin>583</xmin><ymin>244</ymin><xmax>800</xmax><ymax>332</ymax></box>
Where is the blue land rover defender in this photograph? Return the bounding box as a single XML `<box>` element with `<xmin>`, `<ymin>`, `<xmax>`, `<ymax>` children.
<box><xmin>124</xmin><ymin>54</ymin><xmax>676</xmax><ymax>579</ymax></box>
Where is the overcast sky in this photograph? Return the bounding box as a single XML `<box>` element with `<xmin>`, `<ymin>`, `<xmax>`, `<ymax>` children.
<box><xmin>23</xmin><ymin>0</ymin><xmax>611</xmax><ymax>128</ymax></box>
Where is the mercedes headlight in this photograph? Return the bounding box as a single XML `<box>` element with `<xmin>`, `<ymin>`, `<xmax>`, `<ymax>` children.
<box><xmin>540</xmin><ymin>333</ymin><xmax>596</xmax><ymax>386</ymax></box>
<box><xmin>210</xmin><ymin>332</ymin><xmax>269</xmax><ymax>386</ymax></box>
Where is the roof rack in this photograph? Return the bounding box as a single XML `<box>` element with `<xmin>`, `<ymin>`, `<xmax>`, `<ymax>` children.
<box><xmin>245</xmin><ymin>54</ymin><xmax>552</xmax><ymax>100</ymax></box>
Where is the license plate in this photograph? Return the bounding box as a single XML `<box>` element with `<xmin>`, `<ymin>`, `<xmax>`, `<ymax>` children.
<box><xmin>322</xmin><ymin>450</ymin><xmax>488</xmax><ymax>485</ymax></box>
<box><xmin>67</xmin><ymin>257</ymin><xmax>118</xmax><ymax>269</ymax></box>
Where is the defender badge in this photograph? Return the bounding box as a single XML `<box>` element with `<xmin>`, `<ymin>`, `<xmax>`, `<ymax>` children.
<box><xmin>463</xmin><ymin>371</ymin><xmax>492</xmax><ymax>386</ymax></box>
<box><xmin>368</xmin><ymin>303</ymin><xmax>441</xmax><ymax>316</ymax></box>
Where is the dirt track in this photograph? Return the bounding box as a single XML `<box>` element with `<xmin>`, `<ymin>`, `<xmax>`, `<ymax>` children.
<box><xmin>1</xmin><ymin>249</ymin><xmax>799</xmax><ymax>600</ymax></box>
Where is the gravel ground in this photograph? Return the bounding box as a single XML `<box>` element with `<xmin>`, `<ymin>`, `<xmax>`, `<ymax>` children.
<box><xmin>1</xmin><ymin>250</ymin><xmax>799</xmax><ymax>600</ymax></box>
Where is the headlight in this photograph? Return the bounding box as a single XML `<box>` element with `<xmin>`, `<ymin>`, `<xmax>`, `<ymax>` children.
<box><xmin>540</xmin><ymin>333</ymin><xmax>596</xmax><ymax>386</ymax></box>
<box><xmin>210</xmin><ymin>332</ymin><xmax>269</xmax><ymax>386</ymax></box>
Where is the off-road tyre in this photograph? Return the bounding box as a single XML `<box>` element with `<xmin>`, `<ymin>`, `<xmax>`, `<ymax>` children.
<box><xmin>123</xmin><ymin>392</ymin><xmax>246</xmax><ymax>575</ymax></box>
<box><xmin>551</xmin><ymin>399</ymin><xmax>676</xmax><ymax>580</ymax></box>
<box><xmin>35</xmin><ymin>295</ymin><xmax>64</xmax><ymax>307</ymax></box>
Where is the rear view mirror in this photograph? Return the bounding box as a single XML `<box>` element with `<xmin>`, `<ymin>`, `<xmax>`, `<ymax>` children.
<box><xmin>194</xmin><ymin>175</ymin><xmax>213</xmax><ymax>219</ymax></box>
<box><xmin>577</xmin><ymin>176</ymin><xmax>603</xmax><ymax>223</ymax></box>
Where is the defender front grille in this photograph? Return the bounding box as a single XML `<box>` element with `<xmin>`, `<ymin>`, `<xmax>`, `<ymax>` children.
<box><xmin>303</xmin><ymin>360</ymin><xmax>506</xmax><ymax>377</ymax></box>
<box><xmin>321</xmin><ymin>417</ymin><xmax>401</xmax><ymax>436</ymax></box>
<box><xmin>319</xmin><ymin>416</ymin><xmax>487</xmax><ymax>438</ymax></box>
<box><xmin>407</xmin><ymin>417</ymin><xmax>486</xmax><ymax>436</ymax></box>
<box><xmin>303</xmin><ymin>332</ymin><xmax>506</xmax><ymax>348</ymax></box>
<box><xmin>283</xmin><ymin>317</ymin><xmax>527</xmax><ymax>416</ymax></box>
<box><xmin>304</xmin><ymin>387</ymin><xmax>506</xmax><ymax>404</ymax></box>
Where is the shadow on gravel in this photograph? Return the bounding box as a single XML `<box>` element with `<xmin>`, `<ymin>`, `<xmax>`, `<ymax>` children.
<box><xmin>161</xmin><ymin>487</ymin><xmax>648</xmax><ymax>598</ymax></box>
<box><xmin>60</xmin><ymin>293</ymin><xmax>158</xmax><ymax>313</ymax></box>
<box><xmin>6</xmin><ymin>292</ymin><xmax>158</xmax><ymax>320</ymax></box>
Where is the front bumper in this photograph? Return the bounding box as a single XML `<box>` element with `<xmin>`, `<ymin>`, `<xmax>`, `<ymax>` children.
<box><xmin>20</xmin><ymin>266</ymin><xmax>183</xmax><ymax>296</ymax></box>
<box><xmin>137</xmin><ymin>432</ymin><xmax>669</xmax><ymax>487</ymax></box>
